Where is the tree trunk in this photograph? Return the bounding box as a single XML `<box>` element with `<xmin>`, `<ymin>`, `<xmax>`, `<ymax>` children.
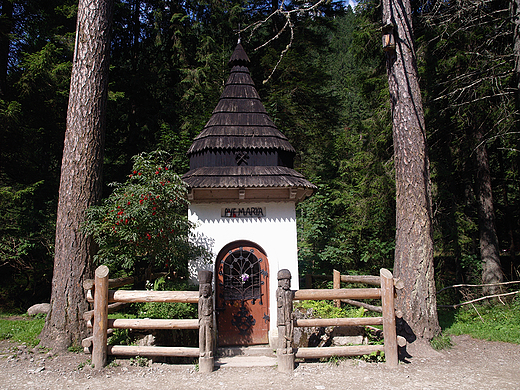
<box><xmin>40</xmin><ymin>0</ymin><xmax>114</xmax><ymax>351</ymax></box>
<box><xmin>513</xmin><ymin>0</ymin><xmax>520</xmax><ymax>270</ymax></box>
<box><xmin>474</xmin><ymin>126</ymin><xmax>503</xmax><ymax>294</ymax></box>
<box><xmin>514</xmin><ymin>0</ymin><xmax>520</xmax><ymax>110</ymax></box>
<box><xmin>382</xmin><ymin>0</ymin><xmax>440</xmax><ymax>344</ymax></box>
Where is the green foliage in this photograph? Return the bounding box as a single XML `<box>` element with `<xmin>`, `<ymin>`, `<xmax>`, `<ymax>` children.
<box><xmin>0</xmin><ymin>181</ymin><xmax>54</xmax><ymax>309</ymax></box>
<box><xmin>439</xmin><ymin>298</ymin><xmax>520</xmax><ymax>344</ymax></box>
<box><xmin>360</xmin><ymin>350</ymin><xmax>385</xmax><ymax>363</ymax></box>
<box><xmin>295</xmin><ymin>300</ymin><xmax>365</xmax><ymax>319</ymax></box>
<box><xmin>108</xmin><ymin>329</ymin><xmax>132</xmax><ymax>346</ymax></box>
<box><xmin>67</xmin><ymin>343</ymin><xmax>83</xmax><ymax>353</ymax></box>
<box><xmin>83</xmin><ymin>150</ymin><xmax>209</xmax><ymax>274</ymax></box>
<box><xmin>0</xmin><ymin>317</ymin><xmax>45</xmax><ymax>347</ymax></box>
<box><xmin>130</xmin><ymin>355</ymin><xmax>150</xmax><ymax>367</ymax></box>
<box><xmin>430</xmin><ymin>332</ymin><xmax>452</xmax><ymax>350</ymax></box>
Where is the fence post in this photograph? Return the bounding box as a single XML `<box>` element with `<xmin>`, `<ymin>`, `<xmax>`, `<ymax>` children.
<box><xmin>277</xmin><ymin>269</ymin><xmax>294</xmax><ymax>373</ymax></box>
<box><xmin>380</xmin><ymin>268</ymin><xmax>398</xmax><ymax>367</ymax></box>
<box><xmin>198</xmin><ymin>270</ymin><xmax>214</xmax><ymax>373</ymax></box>
<box><xmin>92</xmin><ymin>265</ymin><xmax>109</xmax><ymax>369</ymax></box>
<box><xmin>333</xmin><ymin>269</ymin><xmax>341</xmax><ymax>308</ymax></box>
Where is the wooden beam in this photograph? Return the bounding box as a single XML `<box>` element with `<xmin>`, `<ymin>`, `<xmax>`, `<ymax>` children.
<box><xmin>341</xmin><ymin>299</ymin><xmax>382</xmax><ymax>313</ymax></box>
<box><xmin>87</xmin><ymin>289</ymin><xmax>199</xmax><ymax>304</ymax></box>
<box><xmin>294</xmin><ymin>316</ymin><xmax>383</xmax><ymax>328</ymax></box>
<box><xmin>340</xmin><ymin>275</ymin><xmax>381</xmax><ymax>286</ymax></box>
<box><xmin>92</xmin><ymin>265</ymin><xmax>109</xmax><ymax>369</ymax></box>
<box><xmin>86</xmin><ymin>318</ymin><xmax>199</xmax><ymax>330</ymax></box>
<box><xmin>107</xmin><ymin>345</ymin><xmax>199</xmax><ymax>358</ymax></box>
<box><xmin>293</xmin><ymin>288</ymin><xmax>381</xmax><ymax>301</ymax></box>
<box><xmin>380</xmin><ymin>268</ymin><xmax>398</xmax><ymax>368</ymax></box>
<box><xmin>333</xmin><ymin>270</ymin><xmax>341</xmax><ymax>308</ymax></box>
<box><xmin>294</xmin><ymin>345</ymin><xmax>383</xmax><ymax>359</ymax></box>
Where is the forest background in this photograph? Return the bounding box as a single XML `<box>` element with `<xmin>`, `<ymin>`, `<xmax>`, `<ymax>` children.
<box><xmin>0</xmin><ymin>0</ymin><xmax>518</xmax><ymax>312</ymax></box>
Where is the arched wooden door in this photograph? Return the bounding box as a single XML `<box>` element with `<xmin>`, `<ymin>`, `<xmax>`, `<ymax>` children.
<box><xmin>215</xmin><ymin>242</ymin><xmax>269</xmax><ymax>346</ymax></box>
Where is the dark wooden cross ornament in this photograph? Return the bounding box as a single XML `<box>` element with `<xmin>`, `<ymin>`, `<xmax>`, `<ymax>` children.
<box><xmin>235</xmin><ymin>151</ymin><xmax>249</xmax><ymax>166</ymax></box>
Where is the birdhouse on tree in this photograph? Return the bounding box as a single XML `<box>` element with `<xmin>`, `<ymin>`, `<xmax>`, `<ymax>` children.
<box><xmin>182</xmin><ymin>41</ymin><xmax>315</xmax><ymax>347</ymax></box>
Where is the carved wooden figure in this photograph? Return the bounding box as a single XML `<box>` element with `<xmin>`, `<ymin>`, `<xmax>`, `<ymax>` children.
<box><xmin>276</xmin><ymin>269</ymin><xmax>294</xmax><ymax>372</ymax></box>
<box><xmin>198</xmin><ymin>270</ymin><xmax>214</xmax><ymax>373</ymax></box>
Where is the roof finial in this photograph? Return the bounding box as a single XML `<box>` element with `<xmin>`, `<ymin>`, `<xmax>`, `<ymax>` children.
<box><xmin>237</xmin><ymin>23</ymin><xmax>241</xmax><ymax>44</ymax></box>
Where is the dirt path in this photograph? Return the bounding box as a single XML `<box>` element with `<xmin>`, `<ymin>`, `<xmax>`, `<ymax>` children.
<box><xmin>0</xmin><ymin>335</ymin><xmax>519</xmax><ymax>390</ymax></box>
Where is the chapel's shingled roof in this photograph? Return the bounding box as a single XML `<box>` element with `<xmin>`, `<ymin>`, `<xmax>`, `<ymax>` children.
<box><xmin>182</xmin><ymin>42</ymin><xmax>315</xmax><ymax>194</ymax></box>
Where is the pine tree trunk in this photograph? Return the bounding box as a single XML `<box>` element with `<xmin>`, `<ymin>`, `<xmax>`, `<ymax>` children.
<box><xmin>382</xmin><ymin>0</ymin><xmax>440</xmax><ymax>344</ymax></box>
<box><xmin>474</xmin><ymin>126</ymin><xmax>503</xmax><ymax>294</ymax></box>
<box><xmin>40</xmin><ymin>0</ymin><xmax>114</xmax><ymax>351</ymax></box>
<box><xmin>514</xmin><ymin>0</ymin><xmax>520</xmax><ymax>110</ymax></box>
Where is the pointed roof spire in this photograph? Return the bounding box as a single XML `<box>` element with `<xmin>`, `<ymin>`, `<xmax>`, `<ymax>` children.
<box><xmin>182</xmin><ymin>43</ymin><xmax>315</xmax><ymax>201</ymax></box>
<box><xmin>228</xmin><ymin>42</ymin><xmax>250</xmax><ymax>66</ymax></box>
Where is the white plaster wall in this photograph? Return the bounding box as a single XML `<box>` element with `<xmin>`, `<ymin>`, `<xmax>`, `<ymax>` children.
<box><xmin>188</xmin><ymin>201</ymin><xmax>299</xmax><ymax>342</ymax></box>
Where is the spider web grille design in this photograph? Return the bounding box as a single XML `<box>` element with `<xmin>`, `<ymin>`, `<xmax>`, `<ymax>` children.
<box><xmin>219</xmin><ymin>247</ymin><xmax>265</xmax><ymax>303</ymax></box>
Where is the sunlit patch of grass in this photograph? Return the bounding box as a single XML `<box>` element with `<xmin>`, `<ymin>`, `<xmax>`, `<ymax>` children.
<box><xmin>0</xmin><ymin>315</ymin><xmax>45</xmax><ymax>347</ymax></box>
<box><xmin>439</xmin><ymin>296</ymin><xmax>520</xmax><ymax>344</ymax></box>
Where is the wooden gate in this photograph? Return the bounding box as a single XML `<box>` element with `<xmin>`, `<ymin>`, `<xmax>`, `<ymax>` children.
<box><xmin>216</xmin><ymin>242</ymin><xmax>269</xmax><ymax>346</ymax></box>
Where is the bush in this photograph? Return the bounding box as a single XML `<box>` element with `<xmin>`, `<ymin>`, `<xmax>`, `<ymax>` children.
<box><xmin>135</xmin><ymin>277</ymin><xmax>197</xmax><ymax>320</ymax></box>
<box><xmin>83</xmin><ymin>150</ymin><xmax>210</xmax><ymax>275</ymax></box>
<box><xmin>294</xmin><ymin>300</ymin><xmax>365</xmax><ymax>319</ymax></box>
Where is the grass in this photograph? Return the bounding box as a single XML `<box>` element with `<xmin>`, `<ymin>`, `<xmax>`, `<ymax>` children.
<box><xmin>438</xmin><ymin>297</ymin><xmax>520</xmax><ymax>345</ymax></box>
<box><xmin>0</xmin><ymin>314</ymin><xmax>45</xmax><ymax>347</ymax></box>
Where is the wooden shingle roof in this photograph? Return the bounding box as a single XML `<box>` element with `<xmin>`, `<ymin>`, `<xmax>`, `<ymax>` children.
<box><xmin>186</xmin><ymin>47</ymin><xmax>294</xmax><ymax>154</ymax></box>
<box><xmin>182</xmin><ymin>42</ymin><xmax>315</xmax><ymax>197</ymax></box>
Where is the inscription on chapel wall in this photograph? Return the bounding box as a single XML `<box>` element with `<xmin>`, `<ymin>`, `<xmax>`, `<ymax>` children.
<box><xmin>221</xmin><ymin>207</ymin><xmax>266</xmax><ymax>218</ymax></box>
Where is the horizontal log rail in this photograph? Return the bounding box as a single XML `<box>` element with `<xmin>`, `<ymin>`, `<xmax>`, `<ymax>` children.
<box><xmin>86</xmin><ymin>289</ymin><xmax>199</xmax><ymax>304</ymax></box>
<box><xmin>294</xmin><ymin>316</ymin><xmax>383</xmax><ymax>327</ymax></box>
<box><xmin>86</xmin><ymin>318</ymin><xmax>199</xmax><ymax>330</ymax></box>
<box><xmin>107</xmin><ymin>345</ymin><xmax>200</xmax><ymax>358</ymax></box>
<box><xmin>341</xmin><ymin>299</ymin><xmax>382</xmax><ymax>313</ymax></box>
<box><xmin>293</xmin><ymin>288</ymin><xmax>381</xmax><ymax>301</ymax></box>
<box><xmin>305</xmin><ymin>273</ymin><xmax>381</xmax><ymax>287</ymax></box>
<box><xmin>295</xmin><ymin>344</ymin><xmax>384</xmax><ymax>359</ymax></box>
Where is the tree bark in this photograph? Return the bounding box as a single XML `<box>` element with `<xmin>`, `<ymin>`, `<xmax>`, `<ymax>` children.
<box><xmin>474</xmin><ymin>126</ymin><xmax>503</xmax><ymax>294</ymax></box>
<box><xmin>40</xmin><ymin>0</ymin><xmax>114</xmax><ymax>351</ymax></box>
<box><xmin>382</xmin><ymin>0</ymin><xmax>440</xmax><ymax>343</ymax></box>
<box><xmin>514</xmin><ymin>0</ymin><xmax>520</xmax><ymax>111</ymax></box>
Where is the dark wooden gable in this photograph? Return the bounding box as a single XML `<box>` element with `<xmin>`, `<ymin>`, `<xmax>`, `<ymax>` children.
<box><xmin>183</xmin><ymin>42</ymin><xmax>315</xmax><ymax>197</ymax></box>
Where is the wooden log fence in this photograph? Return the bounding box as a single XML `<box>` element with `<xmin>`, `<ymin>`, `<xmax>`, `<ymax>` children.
<box><xmin>84</xmin><ymin>266</ymin><xmax>214</xmax><ymax>372</ymax></box>
<box><xmin>277</xmin><ymin>268</ymin><xmax>399</xmax><ymax>373</ymax></box>
<box><xmin>86</xmin><ymin>265</ymin><xmax>399</xmax><ymax>373</ymax></box>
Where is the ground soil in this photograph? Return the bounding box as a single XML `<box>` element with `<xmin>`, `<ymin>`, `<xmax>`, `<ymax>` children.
<box><xmin>0</xmin><ymin>335</ymin><xmax>519</xmax><ymax>390</ymax></box>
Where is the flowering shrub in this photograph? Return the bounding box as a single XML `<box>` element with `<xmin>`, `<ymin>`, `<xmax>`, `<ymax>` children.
<box><xmin>83</xmin><ymin>150</ymin><xmax>205</xmax><ymax>274</ymax></box>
